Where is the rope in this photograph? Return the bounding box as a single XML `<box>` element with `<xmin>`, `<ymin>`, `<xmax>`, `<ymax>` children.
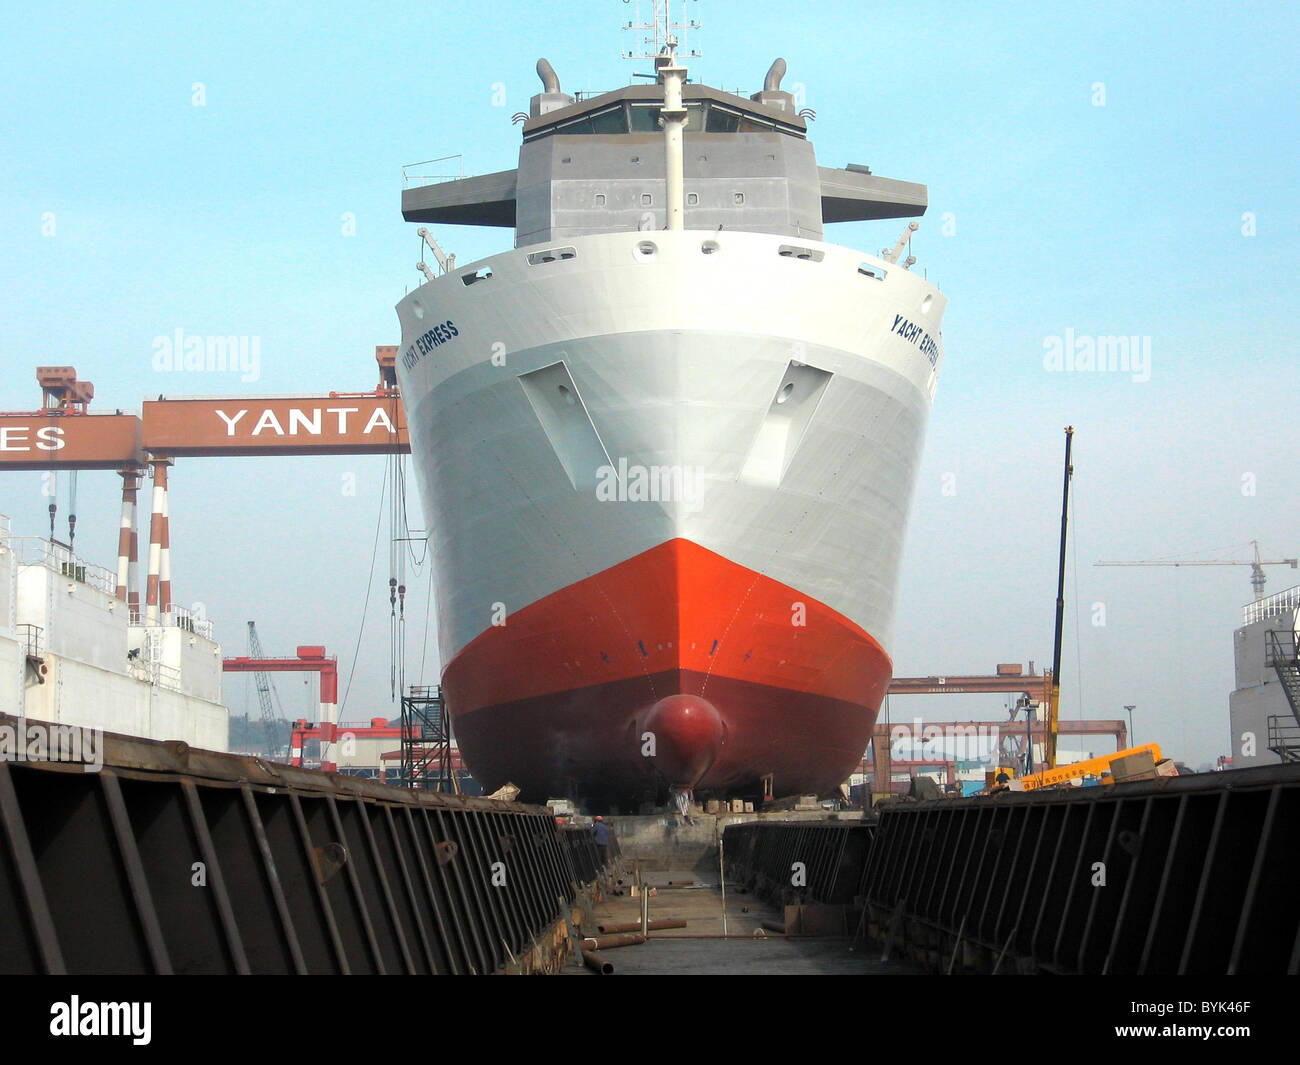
<box><xmin>339</xmin><ymin>457</ymin><xmax>388</xmax><ymax>715</ymax></box>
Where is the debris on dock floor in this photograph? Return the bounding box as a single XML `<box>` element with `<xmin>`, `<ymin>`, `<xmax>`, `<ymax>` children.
<box><xmin>567</xmin><ymin>869</ymin><xmax>920</xmax><ymax>975</ymax></box>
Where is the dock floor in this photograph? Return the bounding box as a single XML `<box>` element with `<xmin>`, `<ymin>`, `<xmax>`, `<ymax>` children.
<box><xmin>567</xmin><ymin>868</ymin><xmax>919</xmax><ymax>976</ymax></box>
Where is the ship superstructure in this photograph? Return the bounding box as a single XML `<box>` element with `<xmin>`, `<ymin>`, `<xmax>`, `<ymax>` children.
<box><xmin>0</xmin><ymin>515</ymin><xmax>228</xmax><ymax>752</ymax></box>
<box><xmin>395</xmin><ymin>45</ymin><xmax>946</xmax><ymax>806</ymax></box>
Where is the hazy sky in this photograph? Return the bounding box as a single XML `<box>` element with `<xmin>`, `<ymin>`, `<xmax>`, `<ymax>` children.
<box><xmin>2</xmin><ymin>1</ymin><xmax>1296</xmax><ymax>768</ymax></box>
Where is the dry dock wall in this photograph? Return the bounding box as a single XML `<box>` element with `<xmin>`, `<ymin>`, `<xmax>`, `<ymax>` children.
<box><xmin>611</xmin><ymin>809</ymin><xmax>864</xmax><ymax>879</ymax></box>
<box><xmin>723</xmin><ymin>766</ymin><xmax>1300</xmax><ymax>972</ymax></box>
<box><xmin>861</xmin><ymin>765</ymin><xmax>1300</xmax><ymax>974</ymax></box>
<box><xmin>0</xmin><ymin>717</ymin><xmax>608</xmax><ymax>974</ymax></box>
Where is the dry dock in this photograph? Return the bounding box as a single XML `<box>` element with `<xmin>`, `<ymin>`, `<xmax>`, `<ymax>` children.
<box><xmin>567</xmin><ymin>873</ymin><xmax>917</xmax><ymax>976</ymax></box>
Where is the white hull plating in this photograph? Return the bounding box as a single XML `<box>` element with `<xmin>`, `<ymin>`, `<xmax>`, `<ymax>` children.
<box><xmin>395</xmin><ymin>229</ymin><xmax>947</xmax><ymax>670</ymax></box>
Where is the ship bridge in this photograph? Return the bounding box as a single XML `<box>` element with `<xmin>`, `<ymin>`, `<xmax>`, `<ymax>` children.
<box><xmin>402</xmin><ymin>59</ymin><xmax>927</xmax><ymax>245</ymax></box>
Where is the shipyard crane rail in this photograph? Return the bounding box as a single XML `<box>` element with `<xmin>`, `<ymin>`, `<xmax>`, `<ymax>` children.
<box><xmin>1095</xmin><ymin>540</ymin><xmax>1297</xmax><ymax>601</ymax></box>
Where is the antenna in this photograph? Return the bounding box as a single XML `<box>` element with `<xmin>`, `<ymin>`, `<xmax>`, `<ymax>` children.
<box><xmin>622</xmin><ymin>1</ymin><xmax>700</xmax><ymax>61</ymax></box>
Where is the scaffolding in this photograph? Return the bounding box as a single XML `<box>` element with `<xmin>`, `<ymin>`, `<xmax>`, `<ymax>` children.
<box><xmin>400</xmin><ymin>685</ymin><xmax>457</xmax><ymax>793</ymax></box>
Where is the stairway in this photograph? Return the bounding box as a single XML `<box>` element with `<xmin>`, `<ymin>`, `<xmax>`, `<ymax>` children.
<box><xmin>1265</xmin><ymin>630</ymin><xmax>1300</xmax><ymax>762</ymax></box>
<box><xmin>1265</xmin><ymin>630</ymin><xmax>1300</xmax><ymax>726</ymax></box>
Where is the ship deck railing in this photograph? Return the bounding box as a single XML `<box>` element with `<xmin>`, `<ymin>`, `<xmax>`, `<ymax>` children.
<box><xmin>402</xmin><ymin>154</ymin><xmax>465</xmax><ymax>188</ymax></box>
<box><xmin>5</xmin><ymin>536</ymin><xmax>117</xmax><ymax>597</ymax></box>
<box><xmin>1243</xmin><ymin>584</ymin><xmax>1300</xmax><ymax>626</ymax></box>
<box><xmin>1267</xmin><ymin>715</ymin><xmax>1300</xmax><ymax>763</ymax></box>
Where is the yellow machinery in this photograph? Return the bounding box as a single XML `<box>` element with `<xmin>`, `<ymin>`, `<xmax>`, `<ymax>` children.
<box><xmin>1017</xmin><ymin>743</ymin><xmax>1164</xmax><ymax>791</ymax></box>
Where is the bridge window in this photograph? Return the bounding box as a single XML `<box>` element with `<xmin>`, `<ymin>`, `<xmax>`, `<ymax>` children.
<box><xmin>705</xmin><ymin>106</ymin><xmax>741</xmax><ymax>133</ymax></box>
<box><xmin>629</xmin><ymin>101</ymin><xmax>704</xmax><ymax>133</ymax></box>
<box><xmin>528</xmin><ymin>98</ymin><xmax>805</xmax><ymax>141</ymax></box>
<box><xmin>554</xmin><ymin>105</ymin><xmax>628</xmax><ymax>135</ymax></box>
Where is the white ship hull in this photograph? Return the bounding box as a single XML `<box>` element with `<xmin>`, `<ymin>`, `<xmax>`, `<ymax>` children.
<box><xmin>394</xmin><ymin>228</ymin><xmax>946</xmax><ymax>801</ymax></box>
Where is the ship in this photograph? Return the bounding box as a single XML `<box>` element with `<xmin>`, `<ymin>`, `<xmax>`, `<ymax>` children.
<box><xmin>393</xmin><ymin>38</ymin><xmax>946</xmax><ymax>808</ymax></box>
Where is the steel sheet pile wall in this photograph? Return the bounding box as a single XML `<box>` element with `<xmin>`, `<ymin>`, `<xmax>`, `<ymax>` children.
<box><xmin>861</xmin><ymin>765</ymin><xmax>1300</xmax><ymax>974</ymax></box>
<box><xmin>0</xmin><ymin>719</ymin><xmax>606</xmax><ymax>974</ymax></box>
<box><xmin>723</xmin><ymin>821</ymin><xmax>874</xmax><ymax>906</ymax></box>
<box><xmin>562</xmin><ymin>824</ymin><xmax>619</xmax><ymax>885</ymax></box>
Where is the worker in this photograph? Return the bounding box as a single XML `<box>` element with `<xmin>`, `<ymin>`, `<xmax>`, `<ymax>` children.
<box><xmin>592</xmin><ymin>815</ymin><xmax>609</xmax><ymax>866</ymax></box>
<box><xmin>671</xmin><ymin>787</ymin><xmax>696</xmax><ymax>825</ymax></box>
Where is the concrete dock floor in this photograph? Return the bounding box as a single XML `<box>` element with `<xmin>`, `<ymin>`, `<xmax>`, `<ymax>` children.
<box><xmin>567</xmin><ymin>869</ymin><xmax>919</xmax><ymax>976</ymax></box>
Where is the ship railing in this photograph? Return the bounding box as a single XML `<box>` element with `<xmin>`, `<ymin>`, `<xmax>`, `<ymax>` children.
<box><xmin>1243</xmin><ymin>584</ymin><xmax>1300</xmax><ymax>626</ymax></box>
<box><xmin>148</xmin><ymin>660</ymin><xmax>184</xmax><ymax>693</ymax></box>
<box><xmin>1264</xmin><ymin>629</ymin><xmax>1300</xmax><ymax>667</ymax></box>
<box><xmin>1266</xmin><ymin>716</ymin><xmax>1300</xmax><ymax>763</ymax></box>
<box><xmin>16</xmin><ymin>623</ymin><xmax>44</xmax><ymax>658</ymax></box>
<box><xmin>402</xmin><ymin>154</ymin><xmax>466</xmax><ymax>188</ymax></box>
<box><xmin>165</xmin><ymin>605</ymin><xmax>215</xmax><ymax>641</ymax></box>
<box><xmin>7</xmin><ymin>536</ymin><xmax>117</xmax><ymax>597</ymax></box>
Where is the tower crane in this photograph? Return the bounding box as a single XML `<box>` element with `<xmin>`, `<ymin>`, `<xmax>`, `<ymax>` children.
<box><xmin>1095</xmin><ymin>541</ymin><xmax>1298</xmax><ymax>601</ymax></box>
<box><xmin>246</xmin><ymin>621</ymin><xmax>287</xmax><ymax>760</ymax></box>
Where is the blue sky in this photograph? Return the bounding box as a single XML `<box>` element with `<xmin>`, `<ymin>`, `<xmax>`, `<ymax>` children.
<box><xmin>2</xmin><ymin>1</ymin><xmax>1297</xmax><ymax>766</ymax></box>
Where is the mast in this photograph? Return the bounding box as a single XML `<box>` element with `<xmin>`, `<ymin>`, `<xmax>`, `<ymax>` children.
<box><xmin>657</xmin><ymin>41</ymin><xmax>688</xmax><ymax>231</ymax></box>
<box><xmin>1048</xmin><ymin>426</ymin><xmax>1074</xmax><ymax>769</ymax></box>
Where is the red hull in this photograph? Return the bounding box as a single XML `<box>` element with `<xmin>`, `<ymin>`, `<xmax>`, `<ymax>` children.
<box><xmin>442</xmin><ymin>539</ymin><xmax>892</xmax><ymax>803</ymax></box>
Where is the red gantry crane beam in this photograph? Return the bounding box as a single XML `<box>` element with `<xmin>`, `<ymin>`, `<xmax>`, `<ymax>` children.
<box><xmin>865</xmin><ymin>716</ymin><xmax>1128</xmax><ymax>792</ymax></box>
<box><xmin>0</xmin><ymin>348</ymin><xmax>410</xmax><ymax>468</ymax></box>
<box><xmin>0</xmin><ymin>364</ymin><xmax>145</xmax><ymax>470</ymax></box>
<box><xmin>868</xmin><ymin>662</ymin><xmax>1121</xmax><ymax>789</ymax></box>
<box><xmin>0</xmin><ymin>413</ymin><xmax>144</xmax><ymax>470</ymax></box>
<box><xmin>888</xmin><ymin>672</ymin><xmax>1053</xmax><ymax>698</ymax></box>
<box><xmin>0</xmin><ymin>350</ymin><xmax>411</xmax><ymax>621</ymax></box>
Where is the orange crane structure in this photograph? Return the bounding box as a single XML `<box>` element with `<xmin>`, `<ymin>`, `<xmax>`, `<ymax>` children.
<box><xmin>221</xmin><ymin>645</ymin><xmax>340</xmax><ymax>771</ymax></box>
<box><xmin>0</xmin><ymin>351</ymin><xmax>408</xmax><ymax>625</ymax></box>
<box><xmin>870</xmin><ymin>659</ymin><xmax>1129</xmax><ymax>791</ymax></box>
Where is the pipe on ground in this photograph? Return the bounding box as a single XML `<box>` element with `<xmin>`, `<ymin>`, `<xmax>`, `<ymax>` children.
<box><xmin>597</xmin><ymin>919</ymin><xmax>687</xmax><ymax>934</ymax></box>
<box><xmin>581</xmin><ymin>933</ymin><xmax>647</xmax><ymax>951</ymax></box>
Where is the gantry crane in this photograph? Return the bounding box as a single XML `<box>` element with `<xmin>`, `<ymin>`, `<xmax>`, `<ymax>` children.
<box><xmin>1095</xmin><ymin>540</ymin><xmax>1298</xmax><ymax>601</ymax></box>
